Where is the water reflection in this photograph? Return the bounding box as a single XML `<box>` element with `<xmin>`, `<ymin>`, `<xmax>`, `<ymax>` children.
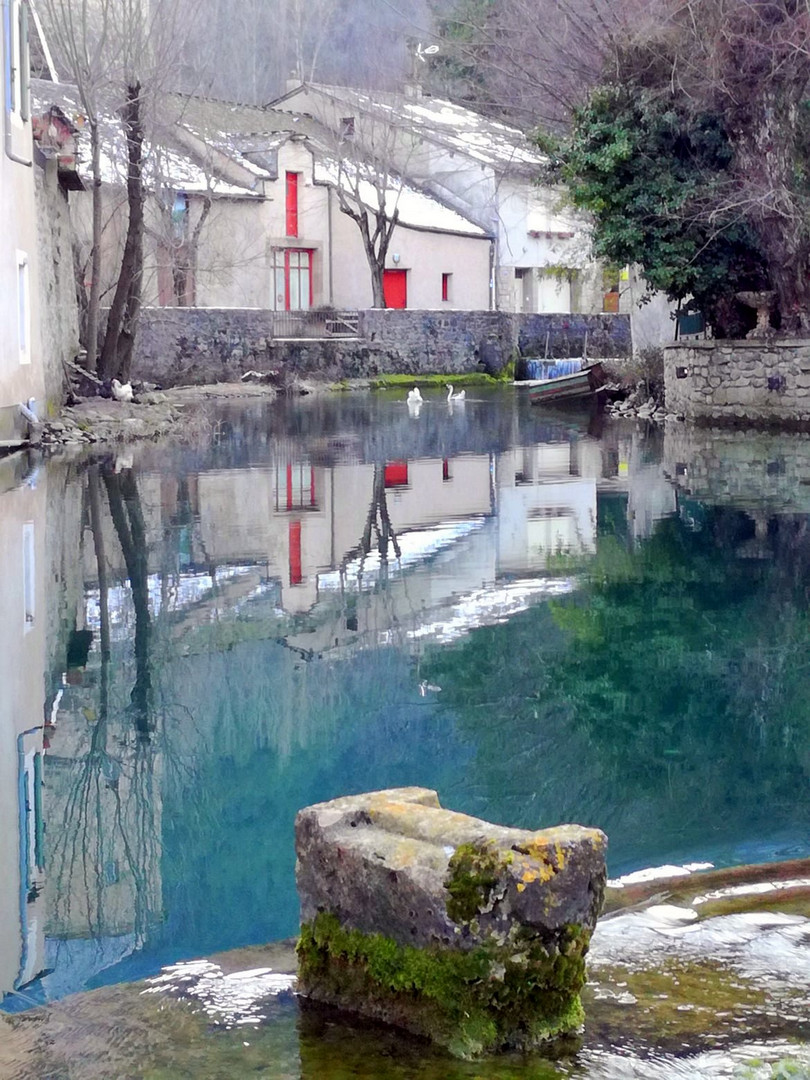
<box><xmin>4</xmin><ymin>395</ymin><xmax>810</xmax><ymax>1013</ymax></box>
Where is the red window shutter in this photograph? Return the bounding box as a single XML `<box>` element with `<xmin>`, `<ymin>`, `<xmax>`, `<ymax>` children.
<box><xmin>384</xmin><ymin>461</ymin><xmax>409</xmax><ymax>487</ymax></box>
<box><xmin>441</xmin><ymin>273</ymin><xmax>451</xmax><ymax>302</ymax></box>
<box><xmin>289</xmin><ymin>520</ymin><xmax>303</xmax><ymax>584</ymax></box>
<box><xmin>286</xmin><ymin>172</ymin><xmax>299</xmax><ymax>237</ymax></box>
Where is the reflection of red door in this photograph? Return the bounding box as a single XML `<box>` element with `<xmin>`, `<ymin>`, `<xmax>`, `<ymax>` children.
<box><xmin>383</xmin><ymin>269</ymin><xmax>407</xmax><ymax>309</ymax></box>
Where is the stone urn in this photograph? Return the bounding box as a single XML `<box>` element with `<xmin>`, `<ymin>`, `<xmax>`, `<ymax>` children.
<box><xmin>736</xmin><ymin>291</ymin><xmax>776</xmax><ymax>339</ymax></box>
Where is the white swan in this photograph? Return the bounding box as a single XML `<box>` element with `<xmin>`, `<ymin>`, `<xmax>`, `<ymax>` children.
<box><xmin>446</xmin><ymin>384</ymin><xmax>466</xmax><ymax>401</ymax></box>
<box><xmin>407</xmin><ymin>387</ymin><xmax>423</xmax><ymax>405</ymax></box>
<box><xmin>111</xmin><ymin>378</ymin><xmax>134</xmax><ymax>403</ymax></box>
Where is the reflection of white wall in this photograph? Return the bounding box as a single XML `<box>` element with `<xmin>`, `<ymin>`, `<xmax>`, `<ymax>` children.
<box><xmin>386</xmin><ymin>457</ymin><xmax>491</xmax><ymax>530</ymax></box>
<box><xmin>197</xmin><ymin>469</ymin><xmax>278</xmax><ymax>563</ymax></box>
<box><xmin>627</xmin><ymin>460</ymin><xmax>678</xmax><ymax>541</ymax></box>
<box><xmin>497</xmin><ymin>478</ymin><xmax>597</xmax><ymax>574</ymax></box>
<box><xmin>0</xmin><ymin>474</ymin><xmax>47</xmax><ymax>1001</ymax></box>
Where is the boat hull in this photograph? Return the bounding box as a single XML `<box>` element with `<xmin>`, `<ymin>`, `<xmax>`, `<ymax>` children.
<box><xmin>529</xmin><ymin>363</ymin><xmax>607</xmax><ymax>405</ymax></box>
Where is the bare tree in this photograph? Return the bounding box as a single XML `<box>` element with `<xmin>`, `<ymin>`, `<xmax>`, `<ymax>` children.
<box><xmin>333</xmin><ymin>159</ymin><xmax>401</xmax><ymax>309</ymax></box>
<box><xmin>649</xmin><ymin>0</ymin><xmax>810</xmax><ymax>332</ymax></box>
<box><xmin>39</xmin><ymin>0</ymin><xmax>203</xmax><ymax>379</ymax></box>
<box><xmin>427</xmin><ymin>0</ymin><xmax>654</xmax><ymax>130</ymax></box>
<box><xmin>37</xmin><ymin>0</ymin><xmax>120</xmax><ymax>372</ymax></box>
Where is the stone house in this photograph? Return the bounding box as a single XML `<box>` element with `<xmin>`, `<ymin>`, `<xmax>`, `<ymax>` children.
<box><xmin>270</xmin><ymin>81</ymin><xmax>607</xmax><ymax>315</ymax></box>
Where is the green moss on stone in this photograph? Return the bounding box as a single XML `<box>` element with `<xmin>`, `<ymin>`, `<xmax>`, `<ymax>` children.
<box><xmin>297</xmin><ymin>912</ymin><xmax>589</xmax><ymax>1059</ymax></box>
<box><xmin>445</xmin><ymin>841</ymin><xmax>505</xmax><ymax>924</ymax></box>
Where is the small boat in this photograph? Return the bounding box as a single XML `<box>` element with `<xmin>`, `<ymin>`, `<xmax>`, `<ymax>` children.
<box><xmin>529</xmin><ymin>363</ymin><xmax>607</xmax><ymax>405</ymax></box>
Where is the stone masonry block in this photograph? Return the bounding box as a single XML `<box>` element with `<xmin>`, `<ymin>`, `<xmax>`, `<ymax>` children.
<box><xmin>295</xmin><ymin>787</ymin><xmax>607</xmax><ymax>1058</ymax></box>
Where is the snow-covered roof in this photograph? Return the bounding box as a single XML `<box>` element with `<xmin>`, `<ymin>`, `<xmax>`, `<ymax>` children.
<box><xmin>273</xmin><ymin>82</ymin><xmax>546</xmax><ymax>174</ymax></box>
<box><xmin>29</xmin><ymin>83</ymin><xmax>491</xmax><ymax>237</ymax></box>
<box><xmin>165</xmin><ymin>93</ymin><xmax>488</xmax><ymax>237</ymax></box>
<box><xmin>30</xmin><ymin>80</ymin><xmax>264</xmax><ymax>198</ymax></box>
<box><xmin>313</xmin><ymin>156</ymin><xmax>488</xmax><ymax>237</ymax></box>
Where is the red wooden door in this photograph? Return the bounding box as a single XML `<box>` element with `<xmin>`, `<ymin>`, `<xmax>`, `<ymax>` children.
<box><xmin>383</xmin><ymin>269</ymin><xmax>407</xmax><ymax>309</ymax></box>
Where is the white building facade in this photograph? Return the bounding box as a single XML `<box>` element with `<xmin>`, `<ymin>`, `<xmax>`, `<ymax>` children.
<box><xmin>1</xmin><ymin>0</ymin><xmax>43</xmax><ymax>444</ymax></box>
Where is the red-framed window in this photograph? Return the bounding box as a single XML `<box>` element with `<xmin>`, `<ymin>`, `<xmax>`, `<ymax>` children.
<box><xmin>272</xmin><ymin>248</ymin><xmax>313</xmax><ymax>310</ymax></box>
<box><xmin>441</xmin><ymin>272</ymin><xmax>451</xmax><ymax>302</ymax></box>
<box><xmin>286</xmin><ymin>171</ymin><xmax>299</xmax><ymax>237</ymax></box>
<box><xmin>384</xmin><ymin>461</ymin><xmax>409</xmax><ymax>487</ymax></box>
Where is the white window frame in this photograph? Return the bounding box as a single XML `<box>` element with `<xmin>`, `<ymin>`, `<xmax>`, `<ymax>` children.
<box><xmin>16</xmin><ymin>249</ymin><xmax>30</xmax><ymax>363</ymax></box>
<box><xmin>4</xmin><ymin>0</ymin><xmax>29</xmax><ymax>124</ymax></box>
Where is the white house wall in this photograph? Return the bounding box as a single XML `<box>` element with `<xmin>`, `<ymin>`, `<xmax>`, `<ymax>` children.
<box><xmin>1</xmin><ymin>9</ymin><xmax>44</xmax><ymax>433</ymax></box>
<box><xmin>328</xmin><ymin>199</ymin><xmax>490</xmax><ymax>310</ymax></box>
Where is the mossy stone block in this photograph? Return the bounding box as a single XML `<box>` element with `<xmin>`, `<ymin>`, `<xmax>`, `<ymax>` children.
<box><xmin>295</xmin><ymin>787</ymin><xmax>607</xmax><ymax>1058</ymax></box>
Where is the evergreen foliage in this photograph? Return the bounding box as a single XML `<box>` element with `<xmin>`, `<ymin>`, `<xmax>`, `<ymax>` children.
<box><xmin>545</xmin><ymin>87</ymin><xmax>768</xmax><ymax>333</ymax></box>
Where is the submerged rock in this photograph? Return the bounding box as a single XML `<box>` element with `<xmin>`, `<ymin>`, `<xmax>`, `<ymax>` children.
<box><xmin>295</xmin><ymin>786</ymin><xmax>607</xmax><ymax>1058</ymax></box>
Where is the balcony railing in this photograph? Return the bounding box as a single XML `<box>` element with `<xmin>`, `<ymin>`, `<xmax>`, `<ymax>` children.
<box><xmin>269</xmin><ymin>310</ymin><xmax>360</xmax><ymax>339</ymax></box>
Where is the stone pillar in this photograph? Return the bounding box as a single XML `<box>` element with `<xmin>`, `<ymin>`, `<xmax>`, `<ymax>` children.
<box><xmin>295</xmin><ymin>787</ymin><xmax>607</xmax><ymax>1059</ymax></box>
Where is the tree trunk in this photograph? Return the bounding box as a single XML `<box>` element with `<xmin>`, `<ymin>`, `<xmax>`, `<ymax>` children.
<box><xmin>186</xmin><ymin>194</ymin><xmax>212</xmax><ymax>306</ymax></box>
<box><xmin>727</xmin><ymin>52</ymin><xmax>810</xmax><ymax>332</ymax></box>
<box><xmin>98</xmin><ymin>84</ymin><xmax>145</xmax><ymax>381</ymax></box>
<box><xmin>735</xmin><ymin>100</ymin><xmax>810</xmax><ymax>332</ymax></box>
<box><xmin>370</xmin><ymin>261</ymin><xmax>386</xmax><ymax>308</ymax></box>
<box><xmin>85</xmin><ymin>119</ymin><xmax>103</xmax><ymax>373</ymax></box>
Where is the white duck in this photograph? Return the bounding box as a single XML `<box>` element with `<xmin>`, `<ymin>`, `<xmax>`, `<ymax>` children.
<box><xmin>406</xmin><ymin>387</ymin><xmax>423</xmax><ymax>405</ymax></box>
<box><xmin>111</xmin><ymin>378</ymin><xmax>134</xmax><ymax>403</ymax></box>
<box><xmin>446</xmin><ymin>384</ymin><xmax>466</xmax><ymax>402</ymax></box>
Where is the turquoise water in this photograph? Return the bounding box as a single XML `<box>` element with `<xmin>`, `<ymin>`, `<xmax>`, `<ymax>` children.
<box><xmin>3</xmin><ymin>388</ymin><xmax>810</xmax><ymax>1011</ymax></box>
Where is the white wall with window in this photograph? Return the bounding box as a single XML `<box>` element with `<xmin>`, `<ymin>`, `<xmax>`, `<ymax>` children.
<box><xmin>1</xmin><ymin>0</ymin><xmax>43</xmax><ymax>430</ymax></box>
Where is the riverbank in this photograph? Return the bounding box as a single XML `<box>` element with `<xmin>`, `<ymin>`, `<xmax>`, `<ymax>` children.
<box><xmin>2</xmin><ymin>860</ymin><xmax>808</xmax><ymax>1079</ymax></box>
<box><xmin>36</xmin><ymin>382</ymin><xmax>283</xmax><ymax>448</ymax></box>
<box><xmin>37</xmin><ymin>373</ymin><xmax>509</xmax><ymax>448</ymax></box>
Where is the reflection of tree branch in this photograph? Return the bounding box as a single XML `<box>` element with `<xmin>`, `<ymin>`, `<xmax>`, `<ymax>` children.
<box><xmin>88</xmin><ymin>468</ymin><xmax>111</xmax><ymax>665</ymax></box>
<box><xmin>103</xmin><ymin>469</ymin><xmax>152</xmax><ymax>739</ymax></box>
<box><xmin>353</xmin><ymin>465</ymin><xmax>402</xmax><ymax>585</ymax></box>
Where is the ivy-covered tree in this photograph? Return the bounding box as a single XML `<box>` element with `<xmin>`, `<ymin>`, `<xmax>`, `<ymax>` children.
<box><xmin>546</xmin><ymin>87</ymin><xmax>768</xmax><ymax>335</ymax></box>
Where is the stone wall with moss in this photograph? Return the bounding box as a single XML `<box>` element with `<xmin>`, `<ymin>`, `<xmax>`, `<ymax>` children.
<box><xmin>131</xmin><ymin>308</ymin><xmax>631</xmax><ymax>388</ymax></box>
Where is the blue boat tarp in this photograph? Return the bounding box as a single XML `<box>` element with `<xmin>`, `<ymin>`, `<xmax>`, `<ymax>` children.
<box><xmin>524</xmin><ymin>359</ymin><xmax>583</xmax><ymax>381</ymax></box>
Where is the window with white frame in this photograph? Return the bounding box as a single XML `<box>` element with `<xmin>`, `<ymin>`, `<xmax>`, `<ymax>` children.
<box><xmin>17</xmin><ymin>249</ymin><xmax>30</xmax><ymax>363</ymax></box>
<box><xmin>4</xmin><ymin>0</ymin><xmax>30</xmax><ymax>122</ymax></box>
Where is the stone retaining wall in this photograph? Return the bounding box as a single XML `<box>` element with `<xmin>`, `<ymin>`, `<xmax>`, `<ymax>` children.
<box><xmin>665</xmin><ymin>340</ymin><xmax>810</xmax><ymax>425</ymax></box>
<box><xmin>133</xmin><ymin>307</ymin><xmax>630</xmax><ymax>387</ymax></box>
<box><xmin>36</xmin><ymin>160</ymin><xmax>80</xmax><ymax>412</ymax></box>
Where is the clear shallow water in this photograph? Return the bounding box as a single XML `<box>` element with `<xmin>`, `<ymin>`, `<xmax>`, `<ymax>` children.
<box><xmin>3</xmin><ymin>388</ymin><xmax>810</xmax><ymax>1014</ymax></box>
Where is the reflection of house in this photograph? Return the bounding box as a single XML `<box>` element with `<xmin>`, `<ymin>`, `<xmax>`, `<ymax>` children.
<box><xmin>44</xmin><ymin>683</ymin><xmax>163</xmax><ymax>951</ymax></box>
<box><xmin>271</xmin><ymin>82</ymin><xmax>604</xmax><ymax>314</ymax></box>
<box><xmin>496</xmin><ymin>444</ymin><xmax>598</xmax><ymax>573</ymax></box>
<box><xmin>0</xmin><ymin>457</ymin><xmax>48</xmax><ymax>1007</ymax></box>
<box><xmin>194</xmin><ymin>454</ymin><xmax>494</xmax><ymax>613</ymax></box>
